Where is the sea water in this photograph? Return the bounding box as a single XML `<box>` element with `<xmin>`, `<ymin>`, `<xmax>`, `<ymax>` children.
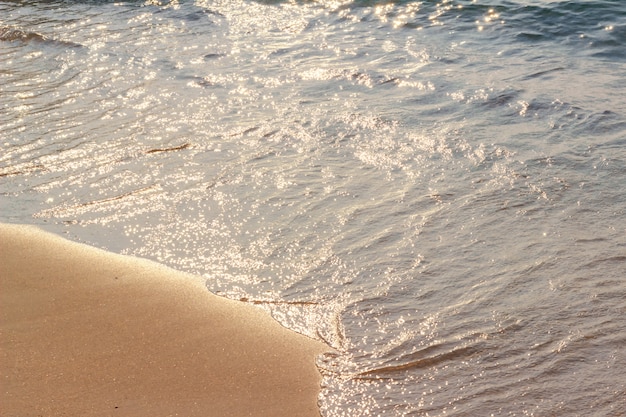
<box><xmin>1</xmin><ymin>0</ymin><xmax>625</xmax><ymax>415</ymax></box>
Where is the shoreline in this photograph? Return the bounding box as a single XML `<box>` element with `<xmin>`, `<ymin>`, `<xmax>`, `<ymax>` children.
<box><xmin>0</xmin><ymin>223</ymin><xmax>327</xmax><ymax>416</ymax></box>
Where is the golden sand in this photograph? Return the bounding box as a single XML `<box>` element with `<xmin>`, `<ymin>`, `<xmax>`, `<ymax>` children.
<box><xmin>0</xmin><ymin>223</ymin><xmax>326</xmax><ymax>416</ymax></box>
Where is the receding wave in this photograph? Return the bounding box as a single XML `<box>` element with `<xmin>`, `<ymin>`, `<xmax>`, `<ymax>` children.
<box><xmin>2</xmin><ymin>0</ymin><xmax>625</xmax><ymax>415</ymax></box>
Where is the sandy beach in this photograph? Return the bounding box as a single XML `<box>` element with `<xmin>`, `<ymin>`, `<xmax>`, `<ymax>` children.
<box><xmin>0</xmin><ymin>223</ymin><xmax>326</xmax><ymax>416</ymax></box>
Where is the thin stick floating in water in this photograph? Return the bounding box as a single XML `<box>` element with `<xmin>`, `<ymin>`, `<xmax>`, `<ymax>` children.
<box><xmin>145</xmin><ymin>143</ymin><xmax>191</xmax><ymax>154</ymax></box>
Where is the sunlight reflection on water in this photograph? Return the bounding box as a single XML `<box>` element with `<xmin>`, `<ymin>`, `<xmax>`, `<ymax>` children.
<box><xmin>1</xmin><ymin>0</ymin><xmax>625</xmax><ymax>415</ymax></box>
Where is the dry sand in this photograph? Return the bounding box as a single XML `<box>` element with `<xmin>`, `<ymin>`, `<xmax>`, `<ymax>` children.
<box><xmin>0</xmin><ymin>223</ymin><xmax>327</xmax><ymax>416</ymax></box>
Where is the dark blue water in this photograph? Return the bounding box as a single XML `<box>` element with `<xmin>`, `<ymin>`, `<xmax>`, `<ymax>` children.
<box><xmin>1</xmin><ymin>0</ymin><xmax>625</xmax><ymax>415</ymax></box>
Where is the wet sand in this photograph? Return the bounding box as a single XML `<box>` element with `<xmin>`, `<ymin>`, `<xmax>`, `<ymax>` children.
<box><xmin>0</xmin><ymin>223</ymin><xmax>326</xmax><ymax>416</ymax></box>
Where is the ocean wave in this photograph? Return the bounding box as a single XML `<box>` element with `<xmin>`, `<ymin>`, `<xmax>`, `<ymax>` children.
<box><xmin>0</xmin><ymin>25</ymin><xmax>82</xmax><ymax>47</ymax></box>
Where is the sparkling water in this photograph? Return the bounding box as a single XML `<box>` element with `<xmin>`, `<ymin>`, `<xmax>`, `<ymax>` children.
<box><xmin>2</xmin><ymin>0</ymin><xmax>625</xmax><ymax>415</ymax></box>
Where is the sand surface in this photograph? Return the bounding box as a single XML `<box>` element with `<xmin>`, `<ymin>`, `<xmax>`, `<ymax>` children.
<box><xmin>0</xmin><ymin>223</ymin><xmax>326</xmax><ymax>417</ymax></box>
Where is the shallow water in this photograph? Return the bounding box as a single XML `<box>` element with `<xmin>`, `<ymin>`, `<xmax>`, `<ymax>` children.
<box><xmin>1</xmin><ymin>0</ymin><xmax>625</xmax><ymax>415</ymax></box>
